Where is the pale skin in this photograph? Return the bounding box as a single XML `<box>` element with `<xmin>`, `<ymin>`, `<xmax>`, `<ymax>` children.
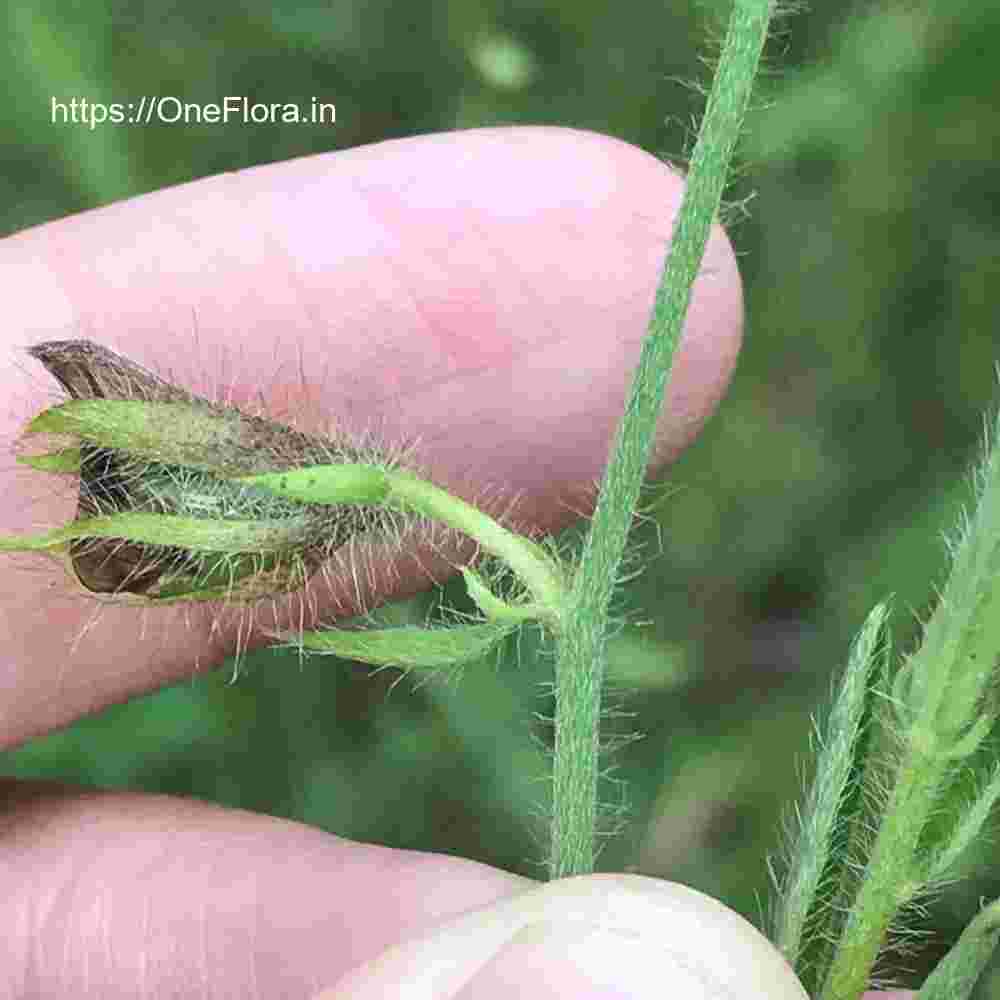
<box><xmin>0</xmin><ymin>128</ymin><xmax>909</xmax><ymax>998</ymax></box>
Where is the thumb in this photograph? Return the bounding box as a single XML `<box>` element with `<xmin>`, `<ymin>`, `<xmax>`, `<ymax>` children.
<box><xmin>315</xmin><ymin>874</ymin><xmax>807</xmax><ymax>999</ymax></box>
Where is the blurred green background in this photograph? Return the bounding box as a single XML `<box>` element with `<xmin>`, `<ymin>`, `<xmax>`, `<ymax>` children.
<box><xmin>4</xmin><ymin>0</ymin><xmax>1000</xmax><ymax>990</ymax></box>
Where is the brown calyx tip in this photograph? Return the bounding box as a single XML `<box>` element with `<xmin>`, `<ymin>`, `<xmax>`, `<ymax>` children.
<box><xmin>28</xmin><ymin>339</ymin><xmax>190</xmax><ymax>403</ymax></box>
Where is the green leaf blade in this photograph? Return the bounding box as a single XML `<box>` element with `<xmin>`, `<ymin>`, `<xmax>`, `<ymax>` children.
<box><xmin>295</xmin><ymin>622</ymin><xmax>512</xmax><ymax>669</ymax></box>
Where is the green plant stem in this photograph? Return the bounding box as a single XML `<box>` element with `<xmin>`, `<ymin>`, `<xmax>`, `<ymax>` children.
<box><xmin>241</xmin><ymin>463</ymin><xmax>568</xmax><ymax>621</ymax></box>
<box><xmin>385</xmin><ymin>471</ymin><xmax>567</xmax><ymax>622</ymax></box>
<box><xmin>917</xmin><ymin>898</ymin><xmax>1000</xmax><ymax>999</ymax></box>
<box><xmin>547</xmin><ymin>0</ymin><xmax>775</xmax><ymax>879</ymax></box>
<box><xmin>773</xmin><ymin>603</ymin><xmax>888</xmax><ymax>986</ymax></box>
<box><xmin>821</xmin><ymin>747</ymin><xmax>946</xmax><ymax>1000</ymax></box>
<box><xmin>821</xmin><ymin>417</ymin><xmax>1000</xmax><ymax>999</ymax></box>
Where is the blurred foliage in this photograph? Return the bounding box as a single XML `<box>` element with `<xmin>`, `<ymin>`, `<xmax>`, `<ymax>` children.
<box><xmin>3</xmin><ymin>0</ymin><xmax>1000</xmax><ymax>990</ymax></box>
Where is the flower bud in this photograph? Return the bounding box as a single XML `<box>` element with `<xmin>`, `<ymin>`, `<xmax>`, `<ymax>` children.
<box><xmin>17</xmin><ymin>340</ymin><xmax>379</xmax><ymax>602</ymax></box>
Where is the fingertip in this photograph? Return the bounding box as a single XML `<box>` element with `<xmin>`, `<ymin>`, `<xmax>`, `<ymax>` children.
<box><xmin>0</xmin><ymin>127</ymin><xmax>743</xmax><ymax>743</ymax></box>
<box><xmin>317</xmin><ymin>875</ymin><xmax>804</xmax><ymax>1000</ymax></box>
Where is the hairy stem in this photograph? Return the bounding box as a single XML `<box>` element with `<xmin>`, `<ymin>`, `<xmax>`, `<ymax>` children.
<box><xmin>821</xmin><ymin>414</ymin><xmax>1000</xmax><ymax>999</ymax></box>
<box><xmin>548</xmin><ymin>0</ymin><xmax>775</xmax><ymax>879</ymax></box>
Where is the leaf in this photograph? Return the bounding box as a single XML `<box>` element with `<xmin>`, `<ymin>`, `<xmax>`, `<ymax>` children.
<box><xmin>927</xmin><ymin>761</ymin><xmax>1000</xmax><ymax>882</ymax></box>
<box><xmin>293</xmin><ymin>622</ymin><xmax>512</xmax><ymax>669</ymax></box>
<box><xmin>461</xmin><ymin>567</ymin><xmax>542</xmax><ymax>624</ymax></box>
<box><xmin>917</xmin><ymin>898</ymin><xmax>1000</xmax><ymax>999</ymax></box>
<box><xmin>773</xmin><ymin>602</ymin><xmax>890</xmax><ymax>992</ymax></box>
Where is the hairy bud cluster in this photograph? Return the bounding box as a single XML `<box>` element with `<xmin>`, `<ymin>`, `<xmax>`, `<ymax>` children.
<box><xmin>25</xmin><ymin>340</ymin><xmax>381</xmax><ymax>602</ymax></box>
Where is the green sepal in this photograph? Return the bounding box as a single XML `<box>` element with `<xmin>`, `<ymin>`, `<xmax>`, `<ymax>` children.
<box><xmin>26</xmin><ymin>399</ymin><xmax>243</xmax><ymax>472</ymax></box>
<box><xmin>27</xmin><ymin>537</ymin><xmax>312</xmax><ymax>606</ymax></box>
<box><xmin>142</xmin><ymin>557</ymin><xmax>309</xmax><ymax>604</ymax></box>
<box><xmin>17</xmin><ymin>447</ymin><xmax>81</xmax><ymax>473</ymax></box>
<box><xmin>240</xmin><ymin>464</ymin><xmax>390</xmax><ymax>506</ymax></box>
<box><xmin>0</xmin><ymin>512</ymin><xmax>312</xmax><ymax>554</ymax></box>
